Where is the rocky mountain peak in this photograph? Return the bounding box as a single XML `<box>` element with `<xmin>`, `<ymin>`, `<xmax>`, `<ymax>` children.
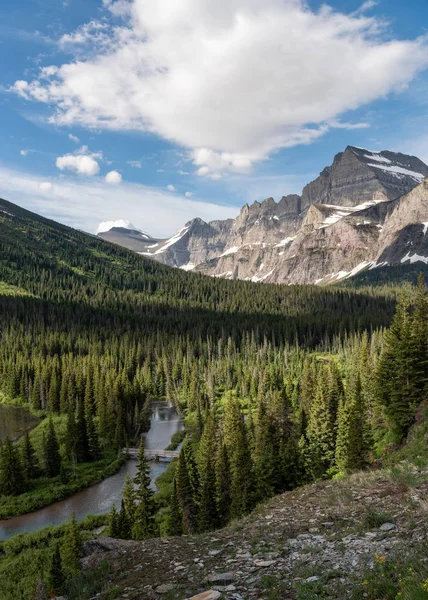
<box><xmin>98</xmin><ymin>145</ymin><xmax>428</xmax><ymax>285</ymax></box>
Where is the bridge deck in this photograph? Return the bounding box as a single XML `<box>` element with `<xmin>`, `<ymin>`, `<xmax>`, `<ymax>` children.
<box><xmin>124</xmin><ymin>448</ymin><xmax>179</xmax><ymax>460</ymax></box>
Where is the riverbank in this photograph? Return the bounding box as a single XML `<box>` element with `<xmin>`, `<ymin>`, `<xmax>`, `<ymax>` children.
<box><xmin>0</xmin><ymin>451</ymin><xmax>124</xmax><ymax>520</ymax></box>
<box><xmin>0</xmin><ymin>409</ymin><xmax>125</xmax><ymax>520</ymax></box>
<box><xmin>0</xmin><ymin>400</ymin><xmax>184</xmax><ymax>539</ymax></box>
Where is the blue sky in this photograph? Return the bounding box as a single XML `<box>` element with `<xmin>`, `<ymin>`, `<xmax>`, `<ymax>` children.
<box><xmin>1</xmin><ymin>0</ymin><xmax>428</xmax><ymax>237</ymax></box>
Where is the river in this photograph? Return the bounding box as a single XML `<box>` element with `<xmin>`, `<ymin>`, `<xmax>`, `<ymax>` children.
<box><xmin>0</xmin><ymin>401</ymin><xmax>183</xmax><ymax>541</ymax></box>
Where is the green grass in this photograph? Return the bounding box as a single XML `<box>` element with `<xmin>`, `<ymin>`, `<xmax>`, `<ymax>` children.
<box><xmin>351</xmin><ymin>545</ymin><xmax>428</xmax><ymax>600</ymax></box>
<box><xmin>363</xmin><ymin>508</ymin><xmax>394</xmax><ymax>529</ymax></box>
<box><xmin>0</xmin><ymin>517</ymin><xmax>109</xmax><ymax>600</ymax></box>
<box><xmin>0</xmin><ymin>281</ymin><xmax>34</xmax><ymax>296</ymax></box>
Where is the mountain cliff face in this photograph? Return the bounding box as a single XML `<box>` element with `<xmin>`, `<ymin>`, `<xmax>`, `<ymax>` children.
<box><xmin>98</xmin><ymin>146</ymin><xmax>428</xmax><ymax>284</ymax></box>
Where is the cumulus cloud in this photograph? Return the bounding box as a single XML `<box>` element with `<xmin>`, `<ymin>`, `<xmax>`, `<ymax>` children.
<box><xmin>11</xmin><ymin>0</ymin><xmax>428</xmax><ymax>177</ymax></box>
<box><xmin>166</xmin><ymin>184</ymin><xmax>176</xmax><ymax>192</ymax></box>
<box><xmin>56</xmin><ymin>153</ymin><xmax>100</xmax><ymax>175</ymax></box>
<box><xmin>185</xmin><ymin>191</ymin><xmax>193</xmax><ymax>198</ymax></box>
<box><xmin>127</xmin><ymin>160</ymin><xmax>141</xmax><ymax>168</ymax></box>
<box><xmin>105</xmin><ymin>170</ymin><xmax>122</xmax><ymax>184</ymax></box>
<box><xmin>68</xmin><ymin>133</ymin><xmax>80</xmax><ymax>143</ymax></box>
<box><xmin>0</xmin><ymin>165</ymin><xmax>238</xmax><ymax>237</ymax></box>
<box><xmin>39</xmin><ymin>181</ymin><xmax>53</xmax><ymax>192</ymax></box>
<box><xmin>20</xmin><ymin>149</ymin><xmax>31</xmax><ymax>157</ymax></box>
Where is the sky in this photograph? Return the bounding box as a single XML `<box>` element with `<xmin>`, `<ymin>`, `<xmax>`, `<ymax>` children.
<box><xmin>1</xmin><ymin>0</ymin><xmax>428</xmax><ymax>238</ymax></box>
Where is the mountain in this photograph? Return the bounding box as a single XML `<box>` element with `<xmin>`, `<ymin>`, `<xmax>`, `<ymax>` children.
<box><xmin>99</xmin><ymin>146</ymin><xmax>428</xmax><ymax>284</ymax></box>
<box><xmin>98</xmin><ymin>225</ymin><xmax>161</xmax><ymax>253</ymax></box>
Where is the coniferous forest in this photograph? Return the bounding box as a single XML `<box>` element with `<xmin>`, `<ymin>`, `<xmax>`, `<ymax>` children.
<box><xmin>0</xmin><ymin>198</ymin><xmax>428</xmax><ymax>598</ymax></box>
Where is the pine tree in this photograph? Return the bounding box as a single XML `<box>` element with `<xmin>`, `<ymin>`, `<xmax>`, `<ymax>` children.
<box><xmin>229</xmin><ymin>414</ymin><xmax>255</xmax><ymax>519</ymax></box>
<box><xmin>65</xmin><ymin>403</ymin><xmax>78</xmax><ymax>465</ymax></box>
<box><xmin>197</xmin><ymin>413</ymin><xmax>218</xmax><ymax>532</ymax></box>
<box><xmin>0</xmin><ymin>436</ymin><xmax>25</xmax><ymax>495</ymax></box>
<box><xmin>376</xmin><ymin>293</ymin><xmax>420</xmax><ymax>440</ymax></box>
<box><xmin>75</xmin><ymin>398</ymin><xmax>90</xmax><ymax>462</ymax></box>
<box><xmin>122</xmin><ymin>473</ymin><xmax>136</xmax><ymax>523</ymax></box>
<box><xmin>215</xmin><ymin>442</ymin><xmax>231</xmax><ymax>527</ymax></box>
<box><xmin>254</xmin><ymin>400</ymin><xmax>278</xmax><ymax>500</ymax></box>
<box><xmin>132</xmin><ymin>439</ymin><xmax>155</xmax><ymax>540</ymax></box>
<box><xmin>176</xmin><ymin>447</ymin><xmax>199</xmax><ymax>534</ymax></box>
<box><xmin>21</xmin><ymin>429</ymin><xmax>39</xmax><ymax>480</ymax></box>
<box><xmin>61</xmin><ymin>512</ymin><xmax>81</xmax><ymax>577</ymax></box>
<box><xmin>49</xmin><ymin>543</ymin><xmax>65</xmax><ymax>597</ymax></box>
<box><xmin>43</xmin><ymin>417</ymin><xmax>61</xmax><ymax>477</ymax></box>
<box><xmin>117</xmin><ymin>499</ymin><xmax>131</xmax><ymax>539</ymax></box>
<box><xmin>166</xmin><ymin>477</ymin><xmax>183</xmax><ymax>536</ymax></box>
<box><xmin>108</xmin><ymin>504</ymin><xmax>119</xmax><ymax>538</ymax></box>
<box><xmin>335</xmin><ymin>373</ymin><xmax>366</xmax><ymax>472</ymax></box>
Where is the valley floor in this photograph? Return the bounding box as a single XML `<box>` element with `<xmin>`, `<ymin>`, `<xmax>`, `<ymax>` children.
<box><xmin>81</xmin><ymin>463</ymin><xmax>428</xmax><ymax>600</ymax></box>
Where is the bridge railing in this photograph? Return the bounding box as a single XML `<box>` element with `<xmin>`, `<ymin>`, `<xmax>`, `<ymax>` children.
<box><xmin>123</xmin><ymin>448</ymin><xmax>180</xmax><ymax>460</ymax></box>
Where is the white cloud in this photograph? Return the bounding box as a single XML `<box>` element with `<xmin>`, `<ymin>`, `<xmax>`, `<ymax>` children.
<box><xmin>167</xmin><ymin>184</ymin><xmax>176</xmax><ymax>192</ymax></box>
<box><xmin>105</xmin><ymin>170</ymin><xmax>122</xmax><ymax>184</ymax></box>
<box><xmin>97</xmin><ymin>219</ymin><xmax>139</xmax><ymax>233</ymax></box>
<box><xmin>68</xmin><ymin>133</ymin><xmax>80</xmax><ymax>143</ymax></box>
<box><xmin>127</xmin><ymin>160</ymin><xmax>142</xmax><ymax>168</ymax></box>
<box><xmin>39</xmin><ymin>181</ymin><xmax>53</xmax><ymax>192</ymax></box>
<box><xmin>20</xmin><ymin>149</ymin><xmax>31</xmax><ymax>156</ymax></box>
<box><xmin>0</xmin><ymin>164</ymin><xmax>238</xmax><ymax>237</ymax></box>
<box><xmin>185</xmin><ymin>191</ymin><xmax>193</xmax><ymax>198</ymax></box>
<box><xmin>11</xmin><ymin>0</ymin><xmax>428</xmax><ymax>178</ymax></box>
<box><xmin>56</xmin><ymin>153</ymin><xmax>100</xmax><ymax>175</ymax></box>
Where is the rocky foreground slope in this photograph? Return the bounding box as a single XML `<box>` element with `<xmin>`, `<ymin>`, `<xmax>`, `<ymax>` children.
<box><xmin>98</xmin><ymin>146</ymin><xmax>428</xmax><ymax>285</ymax></box>
<box><xmin>82</xmin><ymin>464</ymin><xmax>428</xmax><ymax>600</ymax></box>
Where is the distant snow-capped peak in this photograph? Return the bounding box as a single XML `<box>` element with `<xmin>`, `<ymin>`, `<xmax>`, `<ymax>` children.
<box><xmin>97</xmin><ymin>220</ymin><xmax>141</xmax><ymax>234</ymax></box>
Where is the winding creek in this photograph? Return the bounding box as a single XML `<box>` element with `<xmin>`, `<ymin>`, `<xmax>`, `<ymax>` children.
<box><xmin>0</xmin><ymin>401</ymin><xmax>183</xmax><ymax>541</ymax></box>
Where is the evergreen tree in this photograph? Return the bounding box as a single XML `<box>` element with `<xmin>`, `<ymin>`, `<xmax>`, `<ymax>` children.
<box><xmin>176</xmin><ymin>447</ymin><xmax>199</xmax><ymax>534</ymax></box>
<box><xmin>0</xmin><ymin>436</ymin><xmax>25</xmax><ymax>495</ymax></box>
<box><xmin>197</xmin><ymin>413</ymin><xmax>219</xmax><ymax>532</ymax></box>
<box><xmin>335</xmin><ymin>373</ymin><xmax>366</xmax><ymax>472</ymax></box>
<box><xmin>43</xmin><ymin>417</ymin><xmax>61</xmax><ymax>477</ymax></box>
<box><xmin>132</xmin><ymin>439</ymin><xmax>156</xmax><ymax>540</ymax></box>
<box><xmin>21</xmin><ymin>429</ymin><xmax>39</xmax><ymax>480</ymax></box>
<box><xmin>61</xmin><ymin>512</ymin><xmax>82</xmax><ymax>577</ymax></box>
<box><xmin>49</xmin><ymin>543</ymin><xmax>65</xmax><ymax>597</ymax></box>
<box><xmin>117</xmin><ymin>499</ymin><xmax>131</xmax><ymax>539</ymax></box>
<box><xmin>122</xmin><ymin>473</ymin><xmax>136</xmax><ymax>523</ymax></box>
<box><xmin>215</xmin><ymin>442</ymin><xmax>231</xmax><ymax>527</ymax></box>
<box><xmin>166</xmin><ymin>477</ymin><xmax>183</xmax><ymax>536</ymax></box>
<box><xmin>108</xmin><ymin>504</ymin><xmax>119</xmax><ymax>538</ymax></box>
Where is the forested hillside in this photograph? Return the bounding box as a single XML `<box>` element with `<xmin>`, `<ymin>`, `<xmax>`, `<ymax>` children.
<box><xmin>1</xmin><ymin>197</ymin><xmax>427</xmax><ymax>598</ymax></box>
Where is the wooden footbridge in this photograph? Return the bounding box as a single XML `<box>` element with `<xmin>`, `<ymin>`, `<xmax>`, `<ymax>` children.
<box><xmin>124</xmin><ymin>448</ymin><xmax>180</xmax><ymax>461</ymax></box>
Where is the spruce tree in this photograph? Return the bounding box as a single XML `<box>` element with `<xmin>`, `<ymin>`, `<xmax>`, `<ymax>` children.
<box><xmin>122</xmin><ymin>473</ymin><xmax>136</xmax><ymax>523</ymax></box>
<box><xmin>197</xmin><ymin>413</ymin><xmax>219</xmax><ymax>532</ymax></box>
<box><xmin>43</xmin><ymin>417</ymin><xmax>61</xmax><ymax>477</ymax></box>
<box><xmin>108</xmin><ymin>504</ymin><xmax>119</xmax><ymax>538</ymax></box>
<box><xmin>215</xmin><ymin>442</ymin><xmax>231</xmax><ymax>526</ymax></box>
<box><xmin>166</xmin><ymin>477</ymin><xmax>183</xmax><ymax>536</ymax></box>
<box><xmin>61</xmin><ymin>512</ymin><xmax>81</xmax><ymax>577</ymax></box>
<box><xmin>176</xmin><ymin>447</ymin><xmax>199</xmax><ymax>534</ymax></box>
<box><xmin>132</xmin><ymin>439</ymin><xmax>155</xmax><ymax>540</ymax></box>
<box><xmin>21</xmin><ymin>429</ymin><xmax>39</xmax><ymax>480</ymax></box>
<box><xmin>117</xmin><ymin>499</ymin><xmax>131</xmax><ymax>539</ymax></box>
<box><xmin>49</xmin><ymin>543</ymin><xmax>65</xmax><ymax>597</ymax></box>
<box><xmin>0</xmin><ymin>436</ymin><xmax>25</xmax><ymax>495</ymax></box>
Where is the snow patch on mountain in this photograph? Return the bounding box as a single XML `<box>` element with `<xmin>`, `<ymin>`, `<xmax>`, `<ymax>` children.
<box><xmin>97</xmin><ymin>220</ymin><xmax>141</xmax><ymax>234</ymax></box>
<box><xmin>367</xmin><ymin>163</ymin><xmax>426</xmax><ymax>182</ymax></box>
<box><xmin>401</xmin><ymin>252</ymin><xmax>428</xmax><ymax>265</ymax></box>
